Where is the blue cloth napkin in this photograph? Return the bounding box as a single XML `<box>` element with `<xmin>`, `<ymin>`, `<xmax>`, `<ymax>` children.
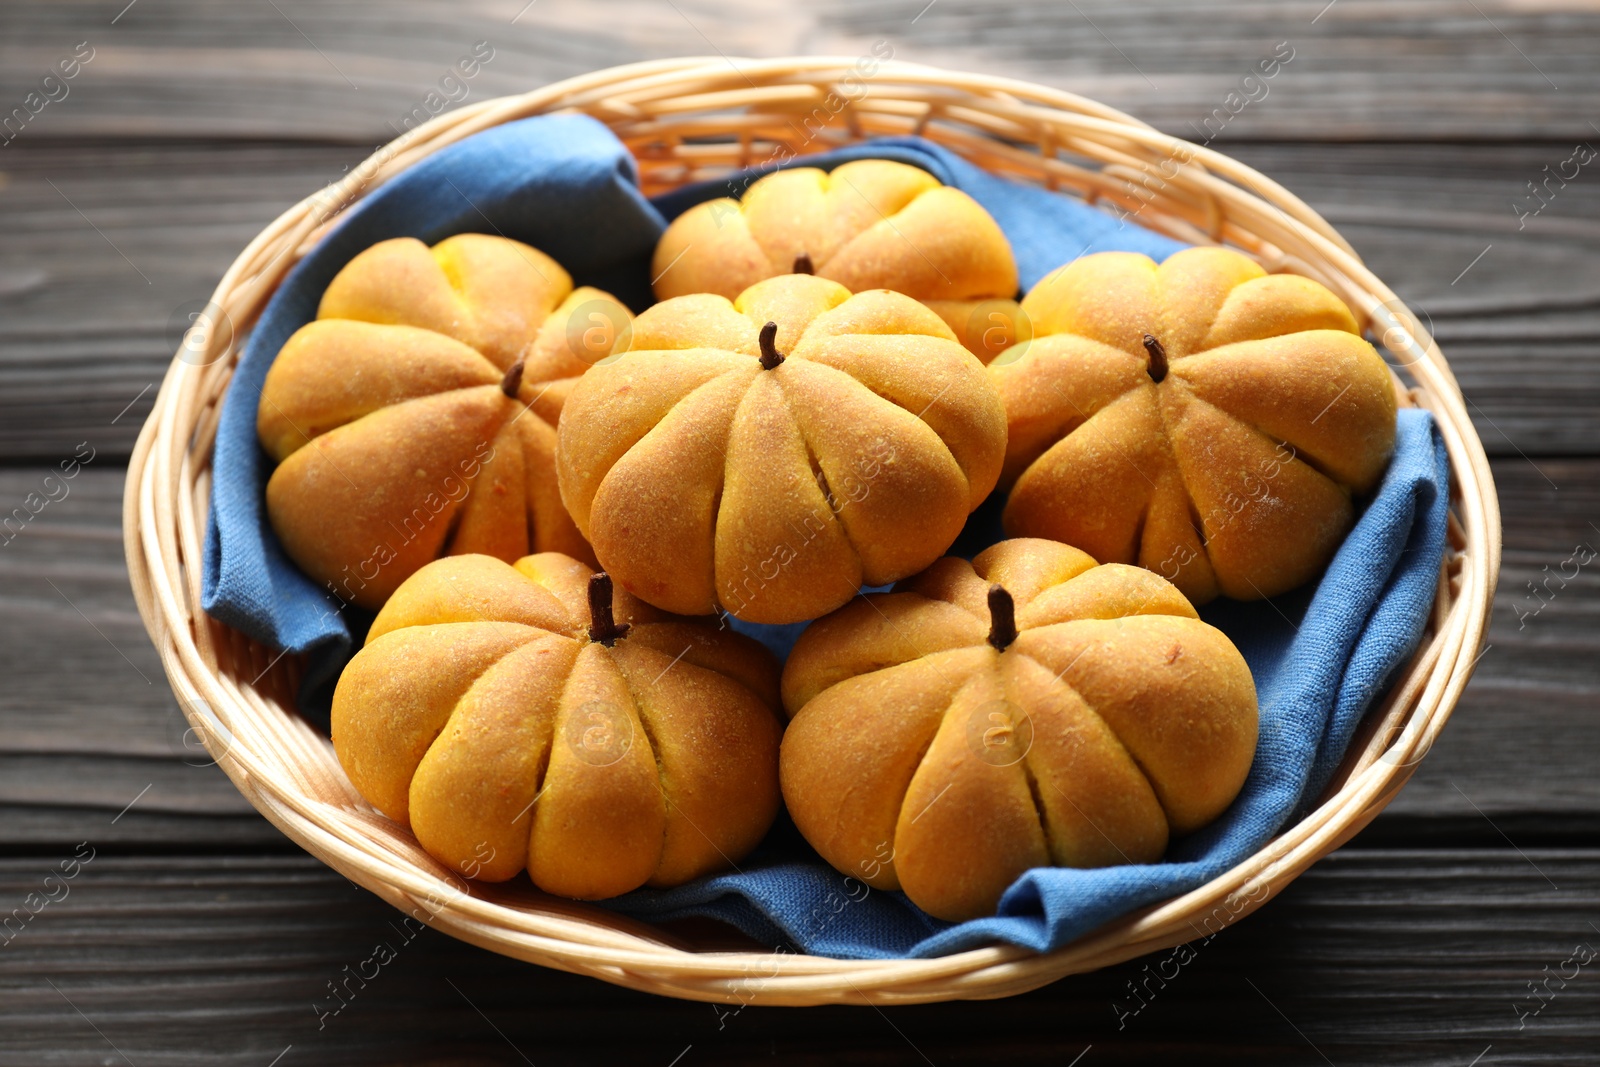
<box><xmin>200</xmin><ymin>113</ymin><xmax>1449</xmax><ymax>960</ymax></box>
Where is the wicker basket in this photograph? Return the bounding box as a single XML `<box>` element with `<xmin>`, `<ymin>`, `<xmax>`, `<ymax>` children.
<box><xmin>123</xmin><ymin>56</ymin><xmax>1500</xmax><ymax>1005</ymax></box>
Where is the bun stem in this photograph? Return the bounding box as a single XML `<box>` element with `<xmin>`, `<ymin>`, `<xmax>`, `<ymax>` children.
<box><xmin>500</xmin><ymin>358</ymin><xmax>526</xmax><ymax>398</ymax></box>
<box><xmin>758</xmin><ymin>321</ymin><xmax>786</xmax><ymax>370</ymax></box>
<box><xmin>987</xmin><ymin>584</ymin><xmax>1017</xmax><ymax>651</ymax></box>
<box><xmin>1142</xmin><ymin>334</ymin><xmax>1168</xmax><ymax>384</ymax></box>
<box><xmin>587</xmin><ymin>572</ymin><xmax>631</xmax><ymax>646</ymax></box>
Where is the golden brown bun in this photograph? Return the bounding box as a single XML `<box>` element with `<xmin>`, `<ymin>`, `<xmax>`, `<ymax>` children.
<box><xmin>556</xmin><ymin>274</ymin><xmax>1009</xmax><ymax>624</ymax></box>
<box><xmin>923</xmin><ymin>298</ymin><xmax>1031</xmax><ymax>365</ymax></box>
<box><xmin>332</xmin><ymin>552</ymin><xmax>783</xmax><ymax>900</ymax></box>
<box><xmin>989</xmin><ymin>247</ymin><xmax>1396</xmax><ymax>604</ymax></box>
<box><xmin>779</xmin><ymin>537</ymin><xmax>1257</xmax><ymax>922</ymax></box>
<box><xmin>651</xmin><ymin>161</ymin><xmax>1019</xmax><ymax>329</ymax></box>
<box><xmin>259</xmin><ymin>235</ymin><xmax>632</xmax><ymax>610</ymax></box>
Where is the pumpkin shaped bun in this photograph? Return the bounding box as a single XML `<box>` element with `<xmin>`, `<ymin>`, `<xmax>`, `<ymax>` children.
<box><xmin>259</xmin><ymin>234</ymin><xmax>632</xmax><ymax>610</ymax></box>
<box><xmin>991</xmin><ymin>247</ymin><xmax>1397</xmax><ymax>604</ymax></box>
<box><xmin>651</xmin><ymin>160</ymin><xmax>1018</xmax><ymax>313</ymax></box>
<box><xmin>780</xmin><ymin>538</ymin><xmax>1258</xmax><ymax>922</ymax></box>
<box><xmin>556</xmin><ymin>273</ymin><xmax>1008</xmax><ymax>624</ymax></box>
<box><xmin>332</xmin><ymin>552</ymin><xmax>782</xmax><ymax>900</ymax></box>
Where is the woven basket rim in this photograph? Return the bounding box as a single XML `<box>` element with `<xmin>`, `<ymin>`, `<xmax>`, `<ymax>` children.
<box><xmin>122</xmin><ymin>55</ymin><xmax>1501</xmax><ymax>1006</ymax></box>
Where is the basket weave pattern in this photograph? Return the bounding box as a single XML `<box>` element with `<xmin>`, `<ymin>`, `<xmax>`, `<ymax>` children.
<box><xmin>123</xmin><ymin>57</ymin><xmax>1499</xmax><ymax>1005</ymax></box>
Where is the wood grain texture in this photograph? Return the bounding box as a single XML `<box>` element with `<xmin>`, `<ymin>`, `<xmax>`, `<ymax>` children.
<box><xmin>1379</xmin><ymin>457</ymin><xmax>1600</xmax><ymax>845</ymax></box>
<box><xmin>0</xmin><ymin>467</ymin><xmax>287</xmax><ymax>848</ymax></box>
<box><xmin>0</xmin><ymin>851</ymin><xmax>1595</xmax><ymax>1065</ymax></box>
<box><xmin>1</xmin><ymin>0</ymin><xmax>1595</xmax><ymax>141</ymax></box>
<box><xmin>1</xmin><ymin>141</ymin><xmax>1596</xmax><ymax>460</ymax></box>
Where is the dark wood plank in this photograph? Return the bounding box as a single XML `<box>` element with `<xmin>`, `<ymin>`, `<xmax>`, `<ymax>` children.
<box><xmin>1</xmin><ymin>1</ymin><xmax>1595</xmax><ymax>142</ymax></box>
<box><xmin>1</xmin><ymin>140</ymin><xmax>1596</xmax><ymax>461</ymax></box>
<box><xmin>0</xmin><ymin>458</ymin><xmax>1594</xmax><ymax>850</ymax></box>
<box><xmin>1378</xmin><ymin>456</ymin><xmax>1600</xmax><ymax>843</ymax></box>
<box><xmin>840</xmin><ymin>0</ymin><xmax>1600</xmax><ymax>141</ymax></box>
<box><xmin>0</xmin><ymin>467</ymin><xmax>296</xmax><ymax>849</ymax></box>
<box><xmin>0</xmin><ymin>142</ymin><xmax>354</xmax><ymax>461</ymax></box>
<box><xmin>1</xmin><ymin>850</ymin><xmax>1595</xmax><ymax>1065</ymax></box>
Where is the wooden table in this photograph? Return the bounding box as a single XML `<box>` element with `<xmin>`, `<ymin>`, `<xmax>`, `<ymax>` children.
<box><xmin>2</xmin><ymin>2</ymin><xmax>1596</xmax><ymax>1063</ymax></box>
